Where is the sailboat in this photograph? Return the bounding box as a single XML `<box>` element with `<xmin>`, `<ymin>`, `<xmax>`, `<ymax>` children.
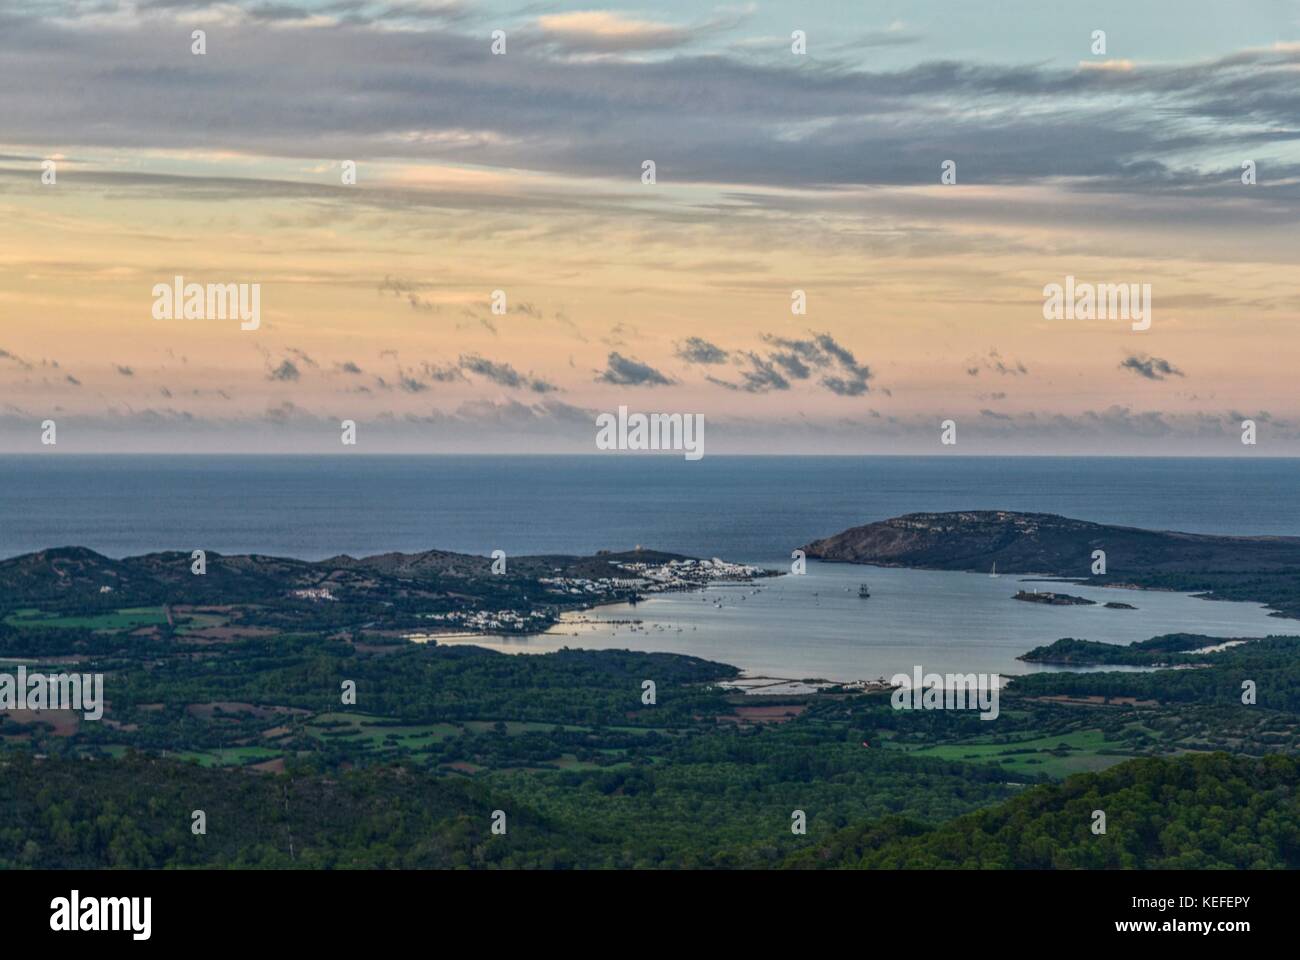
<box><xmin>989</xmin><ymin>562</ymin><xmax>999</xmax><ymax>579</ymax></box>
<box><xmin>858</xmin><ymin>583</ymin><xmax>871</xmax><ymax>598</ymax></box>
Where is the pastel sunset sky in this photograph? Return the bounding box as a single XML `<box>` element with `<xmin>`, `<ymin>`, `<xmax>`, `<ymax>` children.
<box><xmin>2</xmin><ymin>1</ymin><xmax>1298</xmax><ymax>453</ymax></box>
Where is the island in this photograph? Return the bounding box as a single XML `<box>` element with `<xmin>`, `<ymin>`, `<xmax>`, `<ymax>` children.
<box><xmin>1013</xmin><ymin>589</ymin><xmax>1094</xmax><ymax>606</ymax></box>
<box><xmin>1017</xmin><ymin>633</ymin><xmax>1222</xmax><ymax>665</ymax></box>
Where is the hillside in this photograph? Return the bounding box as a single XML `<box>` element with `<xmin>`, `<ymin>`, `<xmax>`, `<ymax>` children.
<box><xmin>0</xmin><ymin>545</ymin><xmax>693</xmax><ymax>603</ymax></box>
<box><xmin>788</xmin><ymin>753</ymin><xmax>1300</xmax><ymax>869</ymax></box>
<box><xmin>0</xmin><ymin>544</ymin><xmax>765</xmax><ymax>644</ymax></box>
<box><xmin>801</xmin><ymin>511</ymin><xmax>1300</xmax><ymax>617</ymax></box>
<box><xmin>802</xmin><ymin>510</ymin><xmax>1300</xmax><ymax>575</ymax></box>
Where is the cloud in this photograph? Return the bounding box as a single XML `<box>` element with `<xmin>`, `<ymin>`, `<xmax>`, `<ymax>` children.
<box><xmin>532</xmin><ymin>11</ymin><xmax>694</xmax><ymax>54</ymax></box>
<box><xmin>965</xmin><ymin>348</ymin><xmax>1027</xmax><ymax>377</ymax></box>
<box><xmin>379</xmin><ymin>276</ymin><xmax>437</xmax><ymax>313</ymax></box>
<box><xmin>115</xmin><ymin>365</ymin><xmax>134</xmax><ymax>376</ymax></box>
<box><xmin>768</xmin><ymin>351</ymin><xmax>812</xmax><ymax>380</ymax></box>
<box><xmin>267</xmin><ymin>359</ymin><xmax>300</xmax><ymax>382</ymax></box>
<box><xmin>8</xmin><ymin>8</ymin><xmax>1300</xmax><ymax>206</ymax></box>
<box><xmin>134</xmin><ymin>0</ymin><xmax>470</xmax><ymax>26</ymax></box>
<box><xmin>596</xmin><ymin>352</ymin><xmax>674</xmax><ymax>387</ymax></box>
<box><xmin>459</xmin><ymin>354</ymin><xmax>520</xmax><ymax>386</ymax></box>
<box><xmin>736</xmin><ymin>353</ymin><xmax>791</xmax><ymax>393</ymax></box>
<box><xmin>265</xmin><ymin>400</ymin><xmax>308</xmax><ymax>423</ymax></box>
<box><xmin>1120</xmin><ymin>353</ymin><xmax>1184</xmax><ymax>381</ymax></box>
<box><xmin>821</xmin><ymin>374</ymin><xmax>870</xmax><ymax>397</ymax></box>
<box><xmin>1079</xmin><ymin>406</ymin><xmax>1176</xmax><ymax>437</ymax></box>
<box><xmin>675</xmin><ymin>337</ymin><xmax>729</xmax><ymax>365</ymax></box>
<box><xmin>11</xmin><ymin>400</ymin><xmax>1294</xmax><ymax>455</ymax></box>
<box><xmin>830</xmin><ymin>23</ymin><xmax>923</xmax><ymax>51</ymax></box>
<box><xmin>363</xmin><ymin>1</ymin><xmax>469</xmax><ymax>24</ymax></box>
<box><xmin>458</xmin><ymin>353</ymin><xmax>557</xmax><ymax>393</ymax></box>
<box><xmin>336</xmin><ymin>361</ymin><xmax>363</xmax><ymax>374</ymax></box>
<box><xmin>398</xmin><ymin>371</ymin><xmax>429</xmax><ymax>393</ymax></box>
<box><xmin>761</xmin><ymin>332</ymin><xmax>872</xmax><ymax>395</ymax></box>
<box><xmin>707</xmin><ymin>351</ymin><xmax>790</xmax><ymax>393</ymax></box>
<box><xmin>421</xmin><ymin>361</ymin><xmax>464</xmax><ymax>383</ymax></box>
<box><xmin>696</xmin><ymin>332</ymin><xmax>871</xmax><ymax>395</ymax></box>
<box><xmin>0</xmin><ymin>348</ymin><xmax>33</xmax><ymax>371</ymax></box>
<box><xmin>286</xmin><ymin>347</ymin><xmax>318</xmax><ymax>369</ymax></box>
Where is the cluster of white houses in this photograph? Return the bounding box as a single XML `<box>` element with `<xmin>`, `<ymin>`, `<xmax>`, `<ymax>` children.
<box><xmin>540</xmin><ymin>556</ymin><xmax>766</xmax><ymax>597</ymax></box>
<box><xmin>413</xmin><ymin>557</ymin><xmax>768</xmax><ymax>635</ymax></box>
<box><xmin>610</xmin><ymin>557</ymin><xmax>767</xmax><ymax>587</ymax></box>
<box><xmin>415</xmin><ymin>608</ymin><xmax>552</xmax><ymax>632</ymax></box>
<box><xmin>291</xmin><ymin>587</ymin><xmax>337</xmax><ymax>601</ymax></box>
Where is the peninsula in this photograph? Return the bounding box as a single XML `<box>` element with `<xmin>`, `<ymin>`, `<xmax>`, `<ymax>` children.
<box><xmin>801</xmin><ymin>511</ymin><xmax>1300</xmax><ymax>619</ymax></box>
<box><xmin>0</xmin><ymin>545</ymin><xmax>772</xmax><ymax>644</ymax></box>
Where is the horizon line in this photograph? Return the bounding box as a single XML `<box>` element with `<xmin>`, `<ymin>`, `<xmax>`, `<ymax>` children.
<box><xmin>1</xmin><ymin>452</ymin><xmax>1298</xmax><ymax>461</ymax></box>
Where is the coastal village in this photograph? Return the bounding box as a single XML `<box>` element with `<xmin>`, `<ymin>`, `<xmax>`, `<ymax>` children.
<box><xmin>595</xmin><ymin>556</ymin><xmax>769</xmax><ymax>592</ymax></box>
<box><xmin>411</xmin><ymin>556</ymin><xmax>770</xmax><ymax>636</ymax></box>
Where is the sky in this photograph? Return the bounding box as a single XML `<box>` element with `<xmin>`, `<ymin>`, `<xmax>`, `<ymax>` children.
<box><xmin>1</xmin><ymin>0</ymin><xmax>1299</xmax><ymax>454</ymax></box>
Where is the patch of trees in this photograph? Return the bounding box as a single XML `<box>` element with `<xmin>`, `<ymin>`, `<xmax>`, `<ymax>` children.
<box><xmin>789</xmin><ymin>753</ymin><xmax>1300</xmax><ymax>869</ymax></box>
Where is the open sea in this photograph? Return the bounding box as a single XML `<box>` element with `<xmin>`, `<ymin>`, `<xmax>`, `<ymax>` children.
<box><xmin>1</xmin><ymin>455</ymin><xmax>1296</xmax><ymax>680</ymax></box>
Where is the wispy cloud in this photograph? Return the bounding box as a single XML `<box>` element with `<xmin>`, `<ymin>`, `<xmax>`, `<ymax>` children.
<box><xmin>596</xmin><ymin>352</ymin><xmax>674</xmax><ymax>387</ymax></box>
<box><xmin>531</xmin><ymin>11</ymin><xmax>695</xmax><ymax>54</ymax></box>
<box><xmin>966</xmin><ymin>348</ymin><xmax>1027</xmax><ymax>377</ymax></box>
<box><xmin>267</xmin><ymin>359</ymin><xmax>300</xmax><ymax>382</ymax></box>
<box><xmin>6</xmin><ymin>7</ymin><xmax>1300</xmax><ymax>203</ymax></box>
<box><xmin>675</xmin><ymin>337</ymin><xmax>729</xmax><ymax>365</ymax></box>
<box><xmin>459</xmin><ymin>353</ymin><xmax>557</xmax><ymax>393</ymax></box>
<box><xmin>1120</xmin><ymin>353</ymin><xmax>1185</xmax><ymax>381</ymax></box>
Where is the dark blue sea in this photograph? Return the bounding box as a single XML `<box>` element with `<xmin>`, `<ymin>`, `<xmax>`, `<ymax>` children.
<box><xmin>0</xmin><ymin>455</ymin><xmax>1296</xmax><ymax>562</ymax></box>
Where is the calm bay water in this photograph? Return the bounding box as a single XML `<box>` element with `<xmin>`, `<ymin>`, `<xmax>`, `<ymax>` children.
<box><xmin>1</xmin><ymin>455</ymin><xmax>1296</xmax><ymax>680</ymax></box>
<box><xmin>459</xmin><ymin>562</ymin><xmax>1287</xmax><ymax>681</ymax></box>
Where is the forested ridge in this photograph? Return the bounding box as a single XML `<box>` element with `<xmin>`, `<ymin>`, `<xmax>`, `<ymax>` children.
<box><xmin>788</xmin><ymin>753</ymin><xmax>1300</xmax><ymax>869</ymax></box>
<box><xmin>5</xmin><ymin>751</ymin><xmax>1298</xmax><ymax>869</ymax></box>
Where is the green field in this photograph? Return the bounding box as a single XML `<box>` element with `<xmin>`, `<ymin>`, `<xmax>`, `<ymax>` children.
<box><xmin>4</xmin><ymin>606</ymin><xmax>168</xmax><ymax>631</ymax></box>
<box><xmin>462</xmin><ymin>719</ymin><xmax>590</xmax><ymax>735</ymax></box>
<box><xmin>79</xmin><ymin>745</ymin><xmax>286</xmax><ymax>767</ymax></box>
<box><xmin>173</xmin><ymin>612</ymin><xmax>230</xmax><ymax>634</ymax></box>
<box><xmin>307</xmin><ymin>712</ymin><xmax>462</xmax><ymax>750</ymax></box>
<box><xmin>170</xmin><ymin>746</ymin><xmax>287</xmax><ymax>767</ymax></box>
<box><xmin>889</xmin><ymin>728</ymin><xmax>1132</xmax><ymax>778</ymax></box>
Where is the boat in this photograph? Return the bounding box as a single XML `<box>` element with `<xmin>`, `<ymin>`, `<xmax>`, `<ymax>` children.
<box><xmin>989</xmin><ymin>562</ymin><xmax>999</xmax><ymax>579</ymax></box>
<box><xmin>858</xmin><ymin>583</ymin><xmax>871</xmax><ymax>598</ymax></box>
